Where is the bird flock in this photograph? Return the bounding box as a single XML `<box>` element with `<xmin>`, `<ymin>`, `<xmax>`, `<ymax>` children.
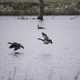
<box><xmin>8</xmin><ymin>16</ymin><xmax>53</xmax><ymax>57</ymax></box>
<box><xmin>37</xmin><ymin>16</ymin><xmax>53</xmax><ymax>44</ymax></box>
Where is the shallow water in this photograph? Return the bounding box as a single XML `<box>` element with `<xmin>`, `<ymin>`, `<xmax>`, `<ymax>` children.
<box><xmin>0</xmin><ymin>16</ymin><xmax>80</xmax><ymax>80</ymax></box>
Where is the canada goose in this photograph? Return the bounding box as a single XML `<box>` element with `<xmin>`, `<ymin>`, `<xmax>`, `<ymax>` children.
<box><xmin>38</xmin><ymin>38</ymin><xmax>52</xmax><ymax>44</ymax></box>
<box><xmin>37</xmin><ymin>24</ymin><xmax>45</xmax><ymax>30</ymax></box>
<box><xmin>37</xmin><ymin>15</ymin><xmax>43</xmax><ymax>21</ymax></box>
<box><xmin>37</xmin><ymin>32</ymin><xmax>53</xmax><ymax>44</ymax></box>
<box><xmin>8</xmin><ymin>42</ymin><xmax>24</xmax><ymax>51</ymax></box>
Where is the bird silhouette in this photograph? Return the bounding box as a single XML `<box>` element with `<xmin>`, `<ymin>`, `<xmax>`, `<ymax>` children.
<box><xmin>37</xmin><ymin>15</ymin><xmax>43</xmax><ymax>21</ymax></box>
<box><xmin>37</xmin><ymin>24</ymin><xmax>45</xmax><ymax>30</ymax></box>
<box><xmin>8</xmin><ymin>42</ymin><xmax>24</xmax><ymax>51</ymax></box>
<box><xmin>38</xmin><ymin>32</ymin><xmax>53</xmax><ymax>44</ymax></box>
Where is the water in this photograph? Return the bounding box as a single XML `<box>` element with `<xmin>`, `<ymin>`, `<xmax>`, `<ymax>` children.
<box><xmin>0</xmin><ymin>16</ymin><xmax>80</xmax><ymax>80</ymax></box>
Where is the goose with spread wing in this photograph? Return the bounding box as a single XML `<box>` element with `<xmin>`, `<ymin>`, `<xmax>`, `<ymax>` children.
<box><xmin>38</xmin><ymin>32</ymin><xmax>53</xmax><ymax>44</ymax></box>
<box><xmin>8</xmin><ymin>42</ymin><xmax>24</xmax><ymax>51</ymax></box>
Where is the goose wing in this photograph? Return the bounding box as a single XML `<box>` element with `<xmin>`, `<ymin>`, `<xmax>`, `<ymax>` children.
<box><xmin>20</xmin><ymin>44</ymin><xmax>24</xmax><ymax>49</ymax></box>
<box><xmin>42</xmin><ymin>32</ymin><xmax>49</xmax><ymax>40</ymax></box>
<box><xmin>8</xmin><ymin>42</ymin><xmax>13</xmax><ymax>44</ymax></box>
<box><xmin>37</xmin><ymin>38</ymin><xmax>44</xmax><ymax>41</ymax></box>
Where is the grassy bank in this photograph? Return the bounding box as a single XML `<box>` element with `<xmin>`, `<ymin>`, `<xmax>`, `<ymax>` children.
<box><xmin>0</xmin><ymin>0</ymin><xmax>80</xmax><ymax>15</ymax></box>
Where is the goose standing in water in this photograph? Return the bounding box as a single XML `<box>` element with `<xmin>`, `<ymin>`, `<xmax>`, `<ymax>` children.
<box><xmin>37</xmin><ymin>24</ymin><xmax>45</xmax><ymax>30</ymax></box>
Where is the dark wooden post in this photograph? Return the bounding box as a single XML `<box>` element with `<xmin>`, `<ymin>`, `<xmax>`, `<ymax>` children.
<box><xmin>39</xmin><ymin>0</ymin><xmax>44</xmax><ymax>16</ymax></box>
<box><xmin>37</xmin><ymin>0</ymin><xmax>44</xmax><ymax>21</ymax></box>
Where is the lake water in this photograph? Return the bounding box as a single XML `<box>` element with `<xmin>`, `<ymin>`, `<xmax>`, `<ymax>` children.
<box><xmin>0</xmin><ymin>16</ymin><xmax>80</xmax><ymax>80</ymax></box>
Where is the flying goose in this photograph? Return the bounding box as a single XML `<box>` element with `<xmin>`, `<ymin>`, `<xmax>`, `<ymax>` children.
<box><xmin>38</xmin><ymin>32</ymin><xmax>53</xmax><ymax>44</ymax></box>
<box><xmin>8</xmin><ymin>42</ymin><xmax>24</xmax><ymax>51</ymax></box>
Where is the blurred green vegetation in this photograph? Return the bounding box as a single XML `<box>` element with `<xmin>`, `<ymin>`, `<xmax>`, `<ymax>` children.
<box><xmin>0</xmin><ymin>0</ymin><xmax>80</xmax><ymax>15</ymax></box>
